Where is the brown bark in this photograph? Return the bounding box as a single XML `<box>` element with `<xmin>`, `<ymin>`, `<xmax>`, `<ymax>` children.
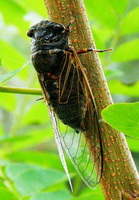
<box><xmin>43</xmin><ymin>0</ymin><xmax>139</xmax><ymax>199</ymax></box>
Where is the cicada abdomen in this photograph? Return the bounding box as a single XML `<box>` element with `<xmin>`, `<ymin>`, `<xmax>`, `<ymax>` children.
<box><xmin>27</xmin><ymin>19</ymin><xmax>111</xmax><ymax>188</ymax></box>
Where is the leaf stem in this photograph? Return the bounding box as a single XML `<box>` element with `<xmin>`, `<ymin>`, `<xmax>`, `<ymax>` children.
<box><xmin>0</xmin><ymin>86</ymin><xmax>42</xmax><ymax>96</ymax></box>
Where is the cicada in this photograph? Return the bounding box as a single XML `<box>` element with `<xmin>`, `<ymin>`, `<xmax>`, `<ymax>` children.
<box><xmin>27</xmin><ymin>18</ymin><xmax>112</xmax><ymax>189</ymax></box>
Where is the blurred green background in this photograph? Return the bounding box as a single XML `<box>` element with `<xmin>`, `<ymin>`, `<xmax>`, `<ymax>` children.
<box><xmin>0</xmin><ymin>0</ymin><xmax>139</xmax><ymax>199</ymax></box>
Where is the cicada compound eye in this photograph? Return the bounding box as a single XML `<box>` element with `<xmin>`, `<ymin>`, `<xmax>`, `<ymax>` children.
<box><xmin>27</xmin><ymin>29</ymin><xmax>34</xmax><ymax>38</ymax></box>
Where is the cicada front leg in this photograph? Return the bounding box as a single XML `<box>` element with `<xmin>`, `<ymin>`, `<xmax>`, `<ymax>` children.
<box><xmin>77</xmin><ymin>48</ymin><xmax>112</xmax><ymax>54</ymax></box>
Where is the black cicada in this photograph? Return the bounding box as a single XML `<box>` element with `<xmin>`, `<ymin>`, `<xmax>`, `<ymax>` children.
<box><xmin>27</xmin><ymin>18</ymin><xmax>112</xmax><ymax>189</ymax></box>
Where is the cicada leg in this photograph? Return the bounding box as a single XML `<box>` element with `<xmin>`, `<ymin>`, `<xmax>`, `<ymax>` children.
<box><xmin>77</xmin><ymin>48</ymin><xmax>112</xmax><ymax>55</ymax></box>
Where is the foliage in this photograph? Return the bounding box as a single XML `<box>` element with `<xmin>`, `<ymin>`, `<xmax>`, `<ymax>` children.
<box><xmin>0</xmin><ymin>0</ymin><xmax>139</xmax><ymax>199</ymax></box>
<box><xmin>102</xmin><ymin>102</ymin><xmax>139</xmax><ymax>139</ymax></box>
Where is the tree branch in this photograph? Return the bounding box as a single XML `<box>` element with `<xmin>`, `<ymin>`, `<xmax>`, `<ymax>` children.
<box><xmin>43</xmin><ymin>0</ymin><xmax>139</xmax><ymax>199</ymax></box>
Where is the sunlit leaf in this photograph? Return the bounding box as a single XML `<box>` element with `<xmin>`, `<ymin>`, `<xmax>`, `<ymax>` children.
<box><xmin>0</xmin><ymin>62</ymin><xmax>29</xmax><ymax>84</ymax></box>
<box><xmin>0</xmin><ymin>0</ymin><xmax>29</xmax><ymax>37</ymax></box>
<box><xmin>6</xmin><ymin>151</ymin><xmax>72</xmax><ymax>171</ymax></box>
<box><xmin>0</xmin><ymin>135</ymin><xmax>30</xmax><ymax>143</ymax></box>
<box><xmin>112</xmin><ymin>39</ymin><xmax>139</xmax><ymax>62</ymax></box>
<box><xmin>22</xmin><ymin>101</ymin><xmax>49</xmax><ymax>125</ymax></box>
<box><xmin>126</xmin><ymin>137</ymin><xmax>139</xmax><ymax>152</ymax></box>
<box><xmin>0</xmin><ymin>93</ymin><xmax>17</xmax><ymax>111</ymax></box>
<box><xmin>102</xmin><ymin>102</ymin><xmax>139</xmax><ymax>138</ymax></box>
<box><xmin>108</xmin><ymin>80</ymin><xmax>139</xmax><ymax>97</ymax></box>
<box><xmin>109</xmin><ymin>0</ymin><xmax>128</xmax><ymax>14</ymax></box>
<box><xmin>0</xmin><ymin>188</ymin><xmax>18</xmax><ymax>200</ymax></box>
<box><xmin>0</xmin><ymin>125</ymin><xmax>4</xmax><ymax>136</ymax></box>
<box><xmin>91</xmin><ymin>27</ymin><xmax>113</xmax><ymax>55</ymax></box>
<box><xmin>69</xmin><ymin>191</ymin><xmax>104</xmax><ymax>200</ymax></box>
<box><xmin>0</xmin><ymin>40</ymin><xmax>26</xmax><ymax>70</ymax></box>
<box><xmin>30</xmin><ymin>190</ymin><xmax>72</xmax><ymax>200</ymax></box>
<box><xmin>5</xmin><ymin>126</ymin><xmax>53</xmax><ymax>153</ymax></box>
<box><xmin>16</xmin><ymin>0</ymin><xmax>47</xmax><ymax>17</ymax></box>
<box><xmin>85</xmin><ymin>0</ymin><xmax>127</xmax><ymax>28</ymax></box>
<box><xmin>113</xmin><ymin>62</ymin><xmax>139</xmax><ymax>84</ymax></box>
<box><xmin>105</xmin><ymin>68</ymin><xmax>123</xmax><ymax>81</ymax></box>
<box><xmin>6</xmin><ymin>163</ymin><xmax>67</xmax><ymax>196</ymax></box>
<box><xmin>121</xmin><ymin>7</ymin><xmax>139</xmax><ymax>35</ymax></box>
<box><xmin>6</xmin><ymin>163</ymin><xmax>37</xmax><ymax>180</ymax></box>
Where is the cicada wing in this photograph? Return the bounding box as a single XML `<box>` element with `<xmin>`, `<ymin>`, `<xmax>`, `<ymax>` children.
<box><xmin>37</xmin><ymin>49</ymin><xmax>103</xmax><ymax>189</ymax></box>
<box><xmin>58</xmin><ymin>110</ymin><xmax>102</xmax><ymax>188</ymax></box>
<box><xmin>48</xmin><ymin>107</ymin><xmax>73</xmax><ymax>191</ymax></box>
<box><xmin>56</xmin><ymin>50</ymin><xmax>103</xmax><ymax>188</ymax></box>
<box><xmin>37</xmin><ymin>74</ymin><xmax>73</xmax><ymax>190</ymax></box>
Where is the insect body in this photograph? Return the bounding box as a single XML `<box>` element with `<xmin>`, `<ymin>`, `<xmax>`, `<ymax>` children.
<box><xmin>27</xmin><ymin>19</ymin><xmax>111</xmax><ymax>188</ymax></box>
<box><xmin>28</xmin><ymin>20</ymin><xmax>90</xmax><ymax>132</ymax></box>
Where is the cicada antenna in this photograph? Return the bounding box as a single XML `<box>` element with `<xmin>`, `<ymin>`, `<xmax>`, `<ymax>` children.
<box><xmin>65</xmin><ymin>12</ymin><xmax>79</xmax><ymax>31</ymax></box>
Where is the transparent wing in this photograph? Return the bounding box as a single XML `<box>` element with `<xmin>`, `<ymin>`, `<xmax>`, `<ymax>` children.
<box><xmin>38</xmin><ymin>75</ymin><xmax>73</xmax><ymax>190</ymax></box>
<box><xmin>48</xmin><ymin>107</ymin><xmax>73</xmax><ymax>191</ymax></box>
<box><xmin>56</xmin><ymin>49</ymin><xmax>103</xmax><ymax>188</ymax></box>
<box><xmin>57</xmin><ymin>101</ymin><xmax>103</xmax><ymax>188</ymax></box>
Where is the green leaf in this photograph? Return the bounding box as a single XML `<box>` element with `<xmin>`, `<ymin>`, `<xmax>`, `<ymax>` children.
<box><xmin>30</xmin><ymin>190</ymin><xmax>72</xmax><ymax>200</ymax></box>
<box><xmin>85</xmin><ymin>0</ymin><xmax>127</xmax><ymax>29</ymax></box>
<box><xmin>0</xmin><ymin>40</ymin><xmax>26</xmax><ymax>70</ymax></box>
<box><xmin>6</xmin><ymin>163</ymin><xmax>67</xmax><ymax>196</ymax></box>
<box><xmin>6</xmin><ymin>151</ymin><xmax>74</xmax><ymax>171</ymax></box>
<box><xmin>0</xmin><ymin>0</ymin><xmax>28</xmax><ymax>37</ymax></box>
<box><xmin>2</xmin><ymin>126</ymin><xmax>53</xmax><ymax>154</ymax></box>
<box><xmin>108</xmin><ymin>80</ymin><xmax>139</xmax><ymax>97</ymax></box>
<box><xmin>15</xmin><ymin>169</ymin><xmax>66</xmax><ymax>196</ymax></box>
<box><xmin>0</xmin><ymin>134</ymin><xmax>31</xmax><ymax>143</ymax></box>
<box><xmin>0</xmin><ymin>93</ymin><xmax>17</xmax><ymax>111</ymax></box>
<box><xmin>114</xmin><ymin>62</ymin><xmax>139</xmax><ymax>84</ymax></box>
<box><xmin>112</xmin><ymin>39</ymin><xmax>139</xmax><ymax>62</ymax></box>
<box><xmin>0</xmin><ymin>188</ymin><xmax>18</xmax><ymax>200</ymax></box>
<box><xmin>0</xmin><ymin>179</ymin><xmax>18</xmax><ymax>200</ymax></box>
<box><xmin>121</xmin><ymin>7</ymin><xmax>139</xmax><ymax>35</ymax></box>
<box><xmin>0</xmin><ymin>179</ymin><xmax>8</xmax><ymax>188</ymax></box>
<box><xmin>69</xmin><ymin>192</ymin><xmax>104</xmax><ymax>200</ymax></box>
<box><xmin>109</xmin><ymin>0</ymin><xmax>128</xmax><ymax>15</ymax></box>
<box><xmin>16</xmin><ymin>0</ymin><xmax>46</xmax><ymax>17</ymax></box>
<box><xmin>6</xmin><ymin>163</ymin><xmax>38</xmax><ymax>181</ymax></box>
<box><xmin>126</xmin><ymin>137</ymin><xmax>139</xmax><ymax>152</ymax></box>
<box><xmin>92</xmin><ymin>27</ymin><xmax>113</xmax><ymax>51</ymax></box>
<box><xmin>102</xmin><ymin>102</ymin><xmax>139</xmax><ymax>138</ymax></box>
<box><xmin>22</xmin><ymin>101</ymin><xmax>49</xmax><ymax>125</ymax></box>
<box><xmin>0</xmin><ymin>62</ymin><xmax>29</xmax><ymax>84</ymax></box>
<box><xmin>73</xmin><ymin>184</ymin><xmax>104</xmax><ymax>200</ymax></box>
<box><xmin>105</xmin><ymin>68</ymin><xmax>123</xmax><ymax>81</ymax></box>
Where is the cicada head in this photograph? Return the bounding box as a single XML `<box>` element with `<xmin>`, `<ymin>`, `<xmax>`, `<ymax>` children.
<box><xmin>27</xmin><ymin>20</ymin><xmax>70</xmax><ymax>53</ymax></box>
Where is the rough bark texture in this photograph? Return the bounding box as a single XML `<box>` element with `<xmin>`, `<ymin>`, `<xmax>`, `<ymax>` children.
<box><xmin>44</xmin><ymin>0</ymin><xmax>139</xmax><ymax>199</ymax></box>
